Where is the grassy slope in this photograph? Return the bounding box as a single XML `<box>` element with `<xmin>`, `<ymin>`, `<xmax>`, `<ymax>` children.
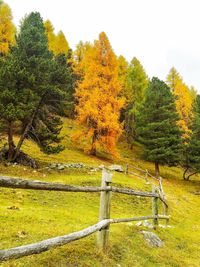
<box><xmin>0</xmin><ymin>118</ymin><xmax>200</xmax><ymax>267</ymax></box>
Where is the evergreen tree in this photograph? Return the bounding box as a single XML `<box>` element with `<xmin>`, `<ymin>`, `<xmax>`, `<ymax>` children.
<box><xmin>136</xmin><ymin>77</ymin><xmax>183</xmax><ymax>177</ymax></box>
<box><xmin>0</xmin><ymin>12</ymin><xmax>69</xmax><ymax>163</ymax></box>
<box><xmin>125</xmin><ymin>57</ymin><xmax>148</xmax><ymax>144</ymax></box>
<box><xmin>183</xmin><ymin>95</ymin><xmax>200</xmax><ymax>180</ymax></box>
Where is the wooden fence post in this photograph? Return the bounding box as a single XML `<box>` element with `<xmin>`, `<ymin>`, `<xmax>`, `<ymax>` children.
<box><xmin>97</xmin><ymin>169</ymin><xmax>112</xmax><ymax>249</ymax></box>
<box><xmin>159</xmin><ymin>178</ymin><xmax>169</xmax><ymax>226</ymax></box>
<box><xmin>152</xmin><ymin>186</ymin><xmax>158</xmax><ymax>229</ymax></box>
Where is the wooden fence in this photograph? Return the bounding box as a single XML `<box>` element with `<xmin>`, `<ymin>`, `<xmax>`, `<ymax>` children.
<box><xmin>0</xmin><ymin>170</ymin><xmax>169</xmax><ymax>262</ymax></box>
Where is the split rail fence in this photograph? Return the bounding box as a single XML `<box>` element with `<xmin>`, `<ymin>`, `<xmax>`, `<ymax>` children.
<box><xmin>0</xmin><ymin>169</ymin><xmax>169</xmax><ymax>262</ymax></box>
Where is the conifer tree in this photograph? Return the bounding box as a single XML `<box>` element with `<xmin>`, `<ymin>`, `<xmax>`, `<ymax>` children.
<box><xmin>0</xmin><ymin>0</ymin><xmax>16</xmax><ymax>55</ymax></box>
<box><xmin>125</xmin><ymin>57</ymin><xmax>148</xmax><ymax>144</ymax></box>
<box><xmin>183</xmin><ymin>95</ymin><xmax>200</xmax><ymax>180</ymax></box>
<box><xmin>136</xmin><ymin>77</ymin><xmax>182</xmax><ymax>177</ymax></box>
<box><xmin>117</xmin><ymin>55</ymin><xmax>128</xmax><ymax>122</ymax></box>
<box><xmin>75</xmin><ymin>32</ymin><xmax>124</xmax><ymax>157</ymax></box>
<box><xmin>0</xmin><ymin>12</ymin><xmax>69</xmax><ymax>163</ymax></box>
<box><xmin>44</xmin><ymin>19</ymin><xmax>56</xmax><ymax>54</ymax></box>
<box><xmin>54</xmin><ymin>31</ymin><xmax>69</xmax><ymax>57</ymax></box>
<box><xmin>167</xmin><ymin>67</ymin><xmax>193</xmax><ymax>138</ymax></box>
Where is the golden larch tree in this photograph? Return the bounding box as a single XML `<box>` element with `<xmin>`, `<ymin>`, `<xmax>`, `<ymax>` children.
<box><xmin>44</xmin><ymin>21</ymin><xmax>69</xmax><ymax>57</ymax></box>
<box><xmin>75</xmin><ymin>32</ymin><xmax>124</xmax><ymax>157</ymax></box>
<box><xmin>44</xmin><ymin>19</ymin><xmax>56</xmax><ymax>54</ymax></box>
<box><xmin>167</xmin><ymin>67</ymin><xmax>193</xmax><ymax>138</ymax></box>
<box><xmin>0</xmin><ymin>1</ymin><xmax>15</xmax><ymax>55</ymax></box>
<box><xmin>54</xmin><ymin>31</ymin><xmax>69</xmax><ymax>56</ymax></box>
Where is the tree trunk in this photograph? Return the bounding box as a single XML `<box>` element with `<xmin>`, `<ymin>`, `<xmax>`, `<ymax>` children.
<box><xmin>7</xmin><ymin>121</ymin><xmax>15</xmax><ymax>161</ymax></box>
<box><xmin>183</xmin><ymin>167</ymin><xmax>188</xmax><ymax>180</ymax></box>
<box><xmin>186</xmin><ymin>171</ymin><xmax>198</xmax><ymax>181</ymax></box>
<box><xmin>12</xmin><ymin>93</ymin><xmax>47</xmax><ymax>161</ymax></box>
<box><xmin>90</xmin><ymin>130</ymin><xmax>97</xmax><ymax>156</ymax></box>
<box><xmin>155</xmin><ymin>162</ymin><xmax>160</xmax><ymax>178</ymax></box>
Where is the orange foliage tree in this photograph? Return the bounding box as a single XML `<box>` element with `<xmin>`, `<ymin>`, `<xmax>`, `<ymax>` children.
<box><xmin>0</xmin><ymin>1</ymin><xmax>15</xmax><ymax>55</ymax></box>
<box><xmin>167</xmin><ymin>67</ymin><xmax>194</xmax><ymax>138</ymax></box>
<box><xmin>75</xmin><ymin>32</ymin><xmax>124</xmax><ymax>157</ymax></box>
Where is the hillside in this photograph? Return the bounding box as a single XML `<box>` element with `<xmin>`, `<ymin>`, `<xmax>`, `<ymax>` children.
<box><xmin>0</xmin><ymin>119</ymin><xmax>200</xmax><ymax>267</ymax></box>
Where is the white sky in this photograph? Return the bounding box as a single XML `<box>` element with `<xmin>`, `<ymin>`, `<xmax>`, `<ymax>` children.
<box><xmin>5</xmin><ymin>0</ymin><xmax>200</xmax><ymax>91</ymax></box>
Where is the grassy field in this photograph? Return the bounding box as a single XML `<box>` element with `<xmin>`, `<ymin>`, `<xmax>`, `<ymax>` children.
<box><xmin>0</xmin><ymin>119</ymin><xmax>200</xmax><ymax>267</ymax></box>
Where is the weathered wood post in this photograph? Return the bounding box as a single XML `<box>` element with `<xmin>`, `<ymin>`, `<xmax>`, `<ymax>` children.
<box><xmin>97</xmin><ymin>169</ymin><xmax>112</xmax><ymax>249</ymax></box>
<box><xmin>152</xmin><ymin>186</ymin><xmax>158</xmax><ymax>229</ymax></box>
<box><xmin>159</xmin><ymin>178</ymin><xmax>168</xmax><ymax>225</ymax></box>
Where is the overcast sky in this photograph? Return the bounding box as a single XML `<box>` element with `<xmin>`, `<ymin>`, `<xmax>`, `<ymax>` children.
<box><xmin>5</xmin><ymin>0</ymin><xmax>200</xmax><ymax>91</ymax></box>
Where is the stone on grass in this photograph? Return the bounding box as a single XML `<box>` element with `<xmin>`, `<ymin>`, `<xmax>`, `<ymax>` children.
<box><xmin>108</xmin><ymin>164</ymin><xmax>124</xmax><ymax>172</ymax></box>
<box><xmin>141</xmin><ymin>231</ymin><xmax>164</xmax><ymax>247</ymax></box>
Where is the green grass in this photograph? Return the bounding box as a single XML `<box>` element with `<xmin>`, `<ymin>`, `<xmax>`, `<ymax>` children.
<box><xmin>0</xmin><ymin>118</ymin><xmax>200</xmax><ymax>266</ymax></box>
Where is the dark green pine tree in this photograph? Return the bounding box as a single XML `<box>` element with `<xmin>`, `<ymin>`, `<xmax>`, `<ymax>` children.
<box><xmin>0</xmin><ymin>12</ymin><xmax>69</xmax><ymax>163</ymax></box>
<box><xmin>136</xmin><ymin>77</ymin><xmax>183</xmax><ymax>177</ymax></box>
<box><xmin>183</xmin><ymin>95</ymin><xmax>200</xmax><ymax>180</ymax></box>
<box><xmin>0</xmin><ymin>53</ymin><xmax>25</xmax><ymax>161</ymax></box>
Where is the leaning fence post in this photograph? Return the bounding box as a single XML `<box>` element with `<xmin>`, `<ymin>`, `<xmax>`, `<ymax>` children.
<box><xmin>97</xmin><ymin>169</ymin><xmax>112</xmax><ymax>249</ymax></box>
<box><xmin>152</xmin><ymin>186</ymin><xmax>158</xmax><ymax>229</ymax></box>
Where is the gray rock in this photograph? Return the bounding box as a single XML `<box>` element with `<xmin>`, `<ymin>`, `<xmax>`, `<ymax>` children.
<box><xmin>90</xmin><ymin>168</ymin><xmax>99</xmax><ymax>172</ymax></box>
<box><xmin>135</xmin><ymin>221</ymin><xmax>143</xmax><ymax>227</ymax></box>
<box><xmin>141</xmin><ymin>231</ymin><xmax>164</xmax><ymax>247</ymax></box>
<box><xmin>98</xmin><ymin>164</ymin><xmax>105</xmax><ymax>170</ymax></box>
<box><xmin>108</xmin><ymin>164</ymin><xmax>124</xmax><ymax>172</ymax></box>
<box><xmin>143</xmin><ymin>220</ymin><xmax>154</xmax><ymax>229</ymax></box>
<box><xmin>49</xmin><ymin>163</ymin><xmax>57</xmax><ymax>169</ymax></box>
<box><xmin>135</xmin><ymin>220</ymin><xmax>154</xmax><ymax>229</ymax></box>
<box><xmin>58</xmin><ymin>165</ymin><xmax>65</xmax><ymax>170</ymax></box>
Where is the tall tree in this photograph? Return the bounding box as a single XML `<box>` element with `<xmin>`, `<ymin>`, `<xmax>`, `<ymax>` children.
<box><xmin>75</xmin><ymin>32</ymin><xmax>124</xmax><ymax>157</ymax></box>
<box><xmin>44</xmin><ymin>19</ymin><xmax>56</xmax><ymax>54</ymax></box>
<box><xmin>117</xmin><ymin>55</ymin><xmax>128</xmax><ymax>122</ymax></box>
<box><xmin>74</xmin><ymin>41</ymin><xmax>91</xmax><ymax>63</ymax></box>
<box><xmin>167</xmin><ymin>67</ymin><xmax>193</xmax><ymax>138</ymax></box>
<box><xmin>136</xmin><ymin>77</ymin><xmax>183</xmax><ymax>177</ymax></box>
<box><xmin>125</xmin><ymin>57</ymin><xmax>148</xmax><ymax>144</ymax></box>
<box><xmin>0</xmin><ymin>0</ymin><xmax>16</xmax><ymax>55</ymax></box>
<box><xmin>183</xmin><ymin>95</ymin><xmax>200</xmax><ymax>180</ymax></box>
<box><xmin>0</xmin><ymin>12</ymin><xmax>69</xmax><ymax>163</ymax></box>
<box><xmin>44</xmin><ymin>21</ymin><xmax>69</xmax><ymax>57</ymax></box>
<box><xmin>54</xmin><ymin>31</ymin><xmax>69</xmax><ymax>57</ymax></box>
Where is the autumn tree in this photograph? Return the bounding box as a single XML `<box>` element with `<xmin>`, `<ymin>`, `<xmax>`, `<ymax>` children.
<box><xmin>0</xmin><ymin>0</ymin><xmax>16</xmax><ymax>55</ymax></box>
<box><xmin>125</xmin><ymin>57</ymin><xmax>149</xmax><ymax>144</ymax></box>
<box><xmin>75</xmin><ymin>32</ymin><xmax>124</xmax><ymax>157</ymax></box>
<box><xmin>183</xmin><ymin>95</ymin><xmax>200</xmax><ymax>180</ymax></box>
<box><xmin>136</xmin><ymin>77</ymin><xmax>183</xmax><ymax>177</ymax></box>
<box><xmin>44</xmin><ymin>20</ymin><xmax>69</xmax><ymax>57</ymax></box>
<box><xmin>167</xmin><ymin>67</ymin><xmax>193</xmax><ymax>138</ymax></box>
<box><xmin>54</xmin><ymin>31</ymin><xmax>69</xmax><ymax>56</ymax></box>
<box><xmin>44</xmin><ymin>19</ymin><xmax>56</xmax><ymax>54</ymax></box>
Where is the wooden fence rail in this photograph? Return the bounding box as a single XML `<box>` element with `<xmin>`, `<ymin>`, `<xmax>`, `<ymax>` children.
<box><xmin>0</xmin><ymin>215</ymin><xmax>169</xmax><ymax>262</ymax></box>
<box><xmin>0</xmin><ymin>169</ymin><xmax>169</xmax><ymax>262</ymax></box>
<box><xmin>0</xmin><ymin>176</ymin><xmax>163</xmax><ymax>199</ymax></box>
